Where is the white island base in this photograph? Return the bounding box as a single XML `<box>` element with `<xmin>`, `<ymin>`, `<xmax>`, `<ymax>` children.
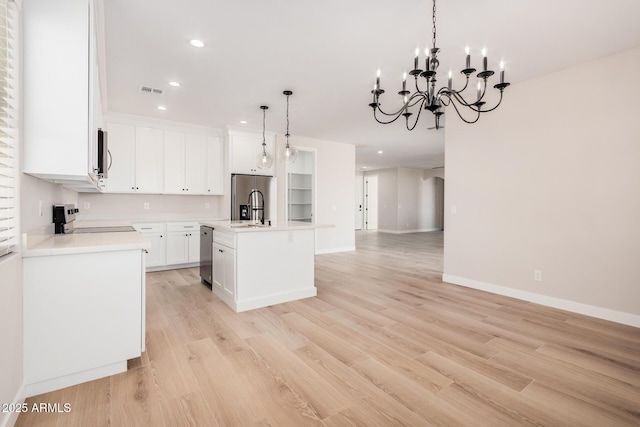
<box><xmin>205</xmin><ymin>223</ymin><xmax>317</xmax><ymax>312</ymax></box>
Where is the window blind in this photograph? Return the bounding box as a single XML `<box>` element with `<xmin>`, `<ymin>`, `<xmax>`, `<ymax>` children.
<box><xmin>0</xmin><ymin>0</ymin><xmax>18</xmax><ymax>257</ymax></box>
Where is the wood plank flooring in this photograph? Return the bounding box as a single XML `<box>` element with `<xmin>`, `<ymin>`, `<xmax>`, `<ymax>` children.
<box><xmin>16</xmin><ymin>231</ymin><xmax>640</xmax><ymax>426</ymax></box>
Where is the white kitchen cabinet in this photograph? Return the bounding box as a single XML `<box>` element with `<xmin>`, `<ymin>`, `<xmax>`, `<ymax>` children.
<box><xmin>213</xmin><ymin>242</ymin><xmax>236</xmax><ymax>298</ymax></box>
<box><xmin>135</xmin><ymin>127</ymin><xmax>164</xmax><ymax>193</ymax></box>
<box><xmin>104</xmin><ymin>123</ymin><xmax>136</xmax><ymax>192</ymax></box>
<box><xmin>23</xmin><ymin>0</ymin><xmax>102</xmax><ymax>189</ymax></box>
<box><xmin>165</xmin><ymin>222</ymin><xmax>200</xmax><ymax>265</ymax></box>
<box><xmin>105</xmin><ymin>124</ymin><xmax>164</xmax><ymax>193</ymax></box>
<box><xmin>23</xmin><ymin>249</ymin><xmax>144</xmax><ymax>396</ymax></box>
<box><xmin>164</xmin><ymin>132</ymin><xmax>206</xmax><ymax>194</ymax></box>
<box><xmin>228</xmin><ymin>129</ymin><xmax>275</xmax><ymax>176</ymax></box>
<box><xmin>206</xmin><ymin>136</ymin><xmax>224</xmax><ymax>195</ymax></box>
<box><xmin>133</xmin><ymin>223</ymin><xmax>167</xmax><ymax>267</ymax></box>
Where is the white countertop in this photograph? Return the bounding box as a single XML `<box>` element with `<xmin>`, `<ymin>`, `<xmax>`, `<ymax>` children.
<box><xmin>200</xmin><ymin>220</ymin><xmax>333</xmax><ymax>233</ymax></box>
<box><xmin>23</xmin><ymin>231</ymin><xmax>151</xmax><ymax>258</ymax></box>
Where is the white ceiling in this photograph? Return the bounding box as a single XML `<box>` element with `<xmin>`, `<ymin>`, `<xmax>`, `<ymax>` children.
<box><xmin>102</xmin><ymin>0</ymin><xmax>640</xmax><ymax>171</ymax></box>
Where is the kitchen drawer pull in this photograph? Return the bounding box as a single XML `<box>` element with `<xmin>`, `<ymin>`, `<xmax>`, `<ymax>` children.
<box><xmin>141</xmin><ymin>227</ymin><xmax>152</xmax><ymax>230</ymax></box>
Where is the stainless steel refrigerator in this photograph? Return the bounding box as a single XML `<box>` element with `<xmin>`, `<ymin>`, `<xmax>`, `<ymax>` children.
<box><xmin>231</xmin><ymin>174</ymin><xmax>275</xmax><ymax>223</ymax></box>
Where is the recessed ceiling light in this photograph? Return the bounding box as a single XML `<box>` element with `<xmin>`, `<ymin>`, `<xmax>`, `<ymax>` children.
<box><xmin>169</xmin><ymin>81</ymin><xmax>180</xmax><ymax>87</ymax></box>
<box><xmin>239</xmin><ymin>120</ymin><xmax>247</xmax><ymax>124</ymax></box>
<box><xmin>157</xmin><ymin>106</ymin><xmax>167</xmax><ymax>111</ymax></box>
<box><xmin>189</xmin><ymin>39</ymin><xmax>205</xmax><ymax>48</ymax></box>
<box><xmin>377</xmin><ymin>150</ymin><xmax>383</xmax><ymax>154</ymax></box>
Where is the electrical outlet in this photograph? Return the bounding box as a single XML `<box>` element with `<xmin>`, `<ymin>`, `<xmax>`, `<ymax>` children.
<box><xmin>534</xmin><ymin>270</ymin><xmax>543</xmax><ymax>282</ymax></box>
<box><xmin>83</xmin><ymin>202</ymin><xmax>91</xmax><ymax>210</ymax></box>
<box><xmin>144</xmin><ymin>202</ymin><xmax>150</xmax><ymax>210</ymax></box>
<box><xmin>38</xmin><ymin>200</ymin><xmax>43</xmax><ymax>217</ymax></box>
<box><xmin>205</xmin><ymin>203</ymin><xmax>210</xmax><ymax>209</ymax></box>
<box><xmin>451</xmin><ymin>205</ymin><xmax>457</xmax><ymax>215</ymax></box>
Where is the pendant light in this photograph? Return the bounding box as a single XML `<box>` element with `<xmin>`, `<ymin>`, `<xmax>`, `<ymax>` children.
<box><xmin>279</xmin><ymin>90</ymin><xmax>297</xmax><ymax>163</ymax></box>
<box><xmin>256</xmin><ymin>105</ymin><xmax>273</xmax><ymax>169</ymax></box>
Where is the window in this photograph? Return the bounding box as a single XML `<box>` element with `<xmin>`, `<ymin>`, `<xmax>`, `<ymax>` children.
<box><xmin>0</xmin><ymin>0</ymin><xmax>18</xmax><ymax>257</ymax></box>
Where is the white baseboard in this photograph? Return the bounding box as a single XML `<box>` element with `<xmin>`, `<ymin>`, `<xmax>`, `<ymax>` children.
<box><xmin>0</xmin><ymin>383</ymin><xmax>25</xmax><ymax>427</ymax></box>
<box><xmin>235</xmin><ymin>287</ymin><xmax>318</xmax><ymax>312</ymax></box>
<box><xmin>378</xmin><ymin>228</ymin><xmax>441</xmax><ymax>234</ymax></box>
<box><xmin>442</xmin><ymin>274</ymin><xmax>640</xmax><ymax>328</ymax></box>
<box><xmin>315</xmin><ymin>246</ymin><xmax>356</xmax><ymax>255</ymax></box>
<box><xmin>24</xmin><ymin>361</ymin><xmax>126</xmax><ymax>398</ymax></box>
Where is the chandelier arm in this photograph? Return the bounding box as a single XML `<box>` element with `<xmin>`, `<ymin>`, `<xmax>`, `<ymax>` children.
<box><xmin>447</xmin><ymin>98</ymin><xmax>482</xmax><ymax>124</ymax></box>
<box><xmin>449</xmin><ymin>90</ymin><xmax>484</xmax><ymax>109</ymax></box>
<box><xmin>376</xmin><ymin>103</ymin><xmax>407</xmax><ymax>117</ymax></box>
<box><xmin>406</xmin><ymin>99</ymin><xmax>426</xmax><ymax>131</ymax></box>
<box><xmin>373</xmin><ymin>108</ymin><xmax>404</xmax><ymax>125</ymax></box>
<box><xmin>476</xmin><ymin>90</ymin><xmax>505</xmax><ymax>113</ymax></box>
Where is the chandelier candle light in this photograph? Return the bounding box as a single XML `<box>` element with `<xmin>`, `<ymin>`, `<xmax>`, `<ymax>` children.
<box><xmin>369</xmin><ymin>0</ymin><xmax>510</xmax><ymax>130</ymax></box>
<box><xmin>279</xmin><ymin>90</ymin><xmax>298</xmax><ymax>163</ymax></box>
<box><xmin>256</xmin><ymin>105</ymin><xmax>273</xmax><ymax>169</ymax></box>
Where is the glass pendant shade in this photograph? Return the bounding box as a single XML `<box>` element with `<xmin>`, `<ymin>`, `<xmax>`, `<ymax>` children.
<box><xmin>278</xmin><ymin>141</ymin><xmax>298</xmax><ymax>163</ymax></box>
<box><xmin>256</xmin><ymin>149</ymin><xmax>273</xmax><ymax>169</ymax></box>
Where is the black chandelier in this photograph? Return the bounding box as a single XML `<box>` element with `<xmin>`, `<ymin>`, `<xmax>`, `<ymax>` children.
<box><xmin>369</xmin><ymin>0</ymin><xmax>510</xmax><ymax>130</ymax></box>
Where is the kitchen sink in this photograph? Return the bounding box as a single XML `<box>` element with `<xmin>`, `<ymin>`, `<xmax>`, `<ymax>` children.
<box><xmin>229</xmin><ymin>223</ymin><xmax>271</xmax><ymax>228</ymax></box>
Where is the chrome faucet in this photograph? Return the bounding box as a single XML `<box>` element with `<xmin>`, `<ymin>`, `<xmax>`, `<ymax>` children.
<box><xmin>247</xmin><ymin>189</ymin><xmax>265</xmax><ymax>225</ymax></box>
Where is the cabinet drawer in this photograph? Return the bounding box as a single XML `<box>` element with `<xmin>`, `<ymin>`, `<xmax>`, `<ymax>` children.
<box><xmin>166</xmin><ymin>222</ymin><xmax>199</xmax><ymax>232</ymax></box>
<box><xmin>133</xmin><ymin>223</ymin><xmax>166</xmax><ymax>233</ymax></box>
<box><xmin>212</xmin><ymin>231</ymin><xmax>236</xmax><ymax>249</ymax></box>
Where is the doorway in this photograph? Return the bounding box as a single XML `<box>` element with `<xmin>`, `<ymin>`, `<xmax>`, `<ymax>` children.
<box><xmin>355</xmin><ymin>175</ymin><xmax>364</xmax><ymax>230</ymax></box>
<box><xmin>365</xmin><ymin>175</ymin><xmax>378</xmax><ymax>230</ymax></box>
<box><xmin>435</xmin><ymin>177</ymin><xmax>445</xmax><ymax>230</ymax></box>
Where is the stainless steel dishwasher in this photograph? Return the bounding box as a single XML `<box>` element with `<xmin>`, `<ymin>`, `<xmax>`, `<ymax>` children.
<box><xmin>200</xmin><ymin>226</ymin><xmax>214</xmax><ymax>286</ymax></box>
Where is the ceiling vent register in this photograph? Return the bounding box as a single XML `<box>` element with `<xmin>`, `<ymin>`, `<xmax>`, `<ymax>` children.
<box><xmin>139</xmin><ymin>86</ymin><xmax>164</xmax><ymax>95</ymax></box>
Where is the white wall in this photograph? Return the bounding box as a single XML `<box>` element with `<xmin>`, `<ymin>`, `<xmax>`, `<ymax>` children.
<box><xmin>21</xmin><ymin>174</ymin><xmax>78</xmax><ymax>233</ymax></box>
<box><xmin>77</xmin><ymin>193</ymin><xmax>225</xmax><ymax>221</ymax></box>
<box><xmin>1</xmin><ymin>173</ymin><xmax>76</xmax><ymax>427</ymax></box>
<box><xmin>443</xmin><ymin>45</ymin><xmax>640</xmax><ymax>326</ymax></box>
<box><xmin>372</xmin><ymin>167</ymin><xmax>444</xmax><ymax>233</ymax></box>
<box><xmin>275</xmin><ymin>134</ymin><xmax>355</xmax><ymax>253</ymax></box>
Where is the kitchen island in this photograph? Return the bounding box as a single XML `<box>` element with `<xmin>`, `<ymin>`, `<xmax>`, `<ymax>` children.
<box><xmin>200</xmin><ymin>220</ymin><xmax>323</xmax><ymax>312</ymax></box>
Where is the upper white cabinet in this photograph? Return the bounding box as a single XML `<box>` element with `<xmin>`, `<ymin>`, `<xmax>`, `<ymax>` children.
<box><xmin>206</xmin><ymin>137</ymin><xmax>224</xmax><ymax>195</ymax></box>
<box><xmin>135</xmin><ymin>128</ymin><xmax>165</xmax><ymax>193</ymax></box>
<box><xmin>104</xmin><ymin>123</ymin><xmax>135</xmax><ymax>192</ymax></box>
<box><xmin>164</xmin><ymin>132</ymin><xmax>206</xmax><ymax>194</ymax></box>
<box><xmin>23</xmin><ymin>0</ymin><xmax>102</xmax><ymax>189</ymax></box>
<box><xmin>105</xmin><ymin>119</ymin><xmax>224</xmax><ymax>195</ymax></box>
<box><xmin>227</xmin><ymin>129</ymin><xmax>275</xmax><ymax>176</ymax></box>
<box><xmin>104</xmin><ymin>124</ymin><xmax>164</xmax><ymax>193</ymax></box>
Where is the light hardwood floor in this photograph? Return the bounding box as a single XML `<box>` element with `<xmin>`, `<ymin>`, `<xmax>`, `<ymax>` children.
<box><xmin>16</xmin><ymin>231</ymin><xmax>640</xmax><ymax>426</ymax></box>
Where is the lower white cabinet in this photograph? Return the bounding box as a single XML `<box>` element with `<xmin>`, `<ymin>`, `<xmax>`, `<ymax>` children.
<box><xmin>166</xmin><ymin>222</ymin><xmax>200</xmax><ymax>265</ymax></box>
<box><xmin>212</xmin><ymin>231</ymin><xmax>236</xmax><ymax>300</ymax></box>
<box><xmin>133</xmin><ymin>223</ymin><xmax>166</xmax><ymax>268</ymax></box>
<box><xmin>135</xmin><ymin>222</ymin><xmax>200</xmax><ymax>269</ymax></box>
<box><xmin>23</xmin><ymin>249</ymin><xmax>144</xmax><ymax>396</ymax></box>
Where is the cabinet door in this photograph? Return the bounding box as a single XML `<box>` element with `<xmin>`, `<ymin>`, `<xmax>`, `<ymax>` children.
<box><xmin>144</xmin><ymin>233</ymin><xmax>166</xmax><ymax>267</ymax></box>
<box><xmin>222</xmin><ymin>247</ymin><xmax>236</xmax><ymax>298</ymax></box>
<box><xmin>135</xmin><ymin>127</ymin><xmax>164</xmax><ymax>193</ymax></box>
<box><xmin>213</xmin><ymin>243</ymin><xmax>225</xmax><ymax>291</ymax></box>
<box><xmin>184</xmin><ymin>134</ymin><xmax>206</xmax><ymax>194</ymax></box>
<box><xmin>188</xmin><ymin>232</ymin><xmax>200</xmax><ymax>263</ymax></box>
<box><xmin>230</xmin><ymin>134</ymin><xmax>266</xmax><ymax>175</ymax></box>
<box><xmin>166</xmin><ymin>232</ymin><xmax>188</xmax><ymax>265</ymax></box>
<box><xmin>206</xmin><ymin>136</ymin><xmax>224</xmax><ymax>195</ymax></box>
<box><xmin>163</xmin><ymin>130</ymin><xmax>186</xmax><ymax>194</ymax></box>
<box><xmin>104</xmin><ymin>123</ymin><xmax>136</xmax><ymax>192</ymax></box>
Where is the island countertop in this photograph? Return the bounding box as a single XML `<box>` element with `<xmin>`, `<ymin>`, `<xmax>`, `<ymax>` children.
<box><xmin>199</xmin><ymin>220</ymin><xmax>333</xmax><ymax>233</ymax></box>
